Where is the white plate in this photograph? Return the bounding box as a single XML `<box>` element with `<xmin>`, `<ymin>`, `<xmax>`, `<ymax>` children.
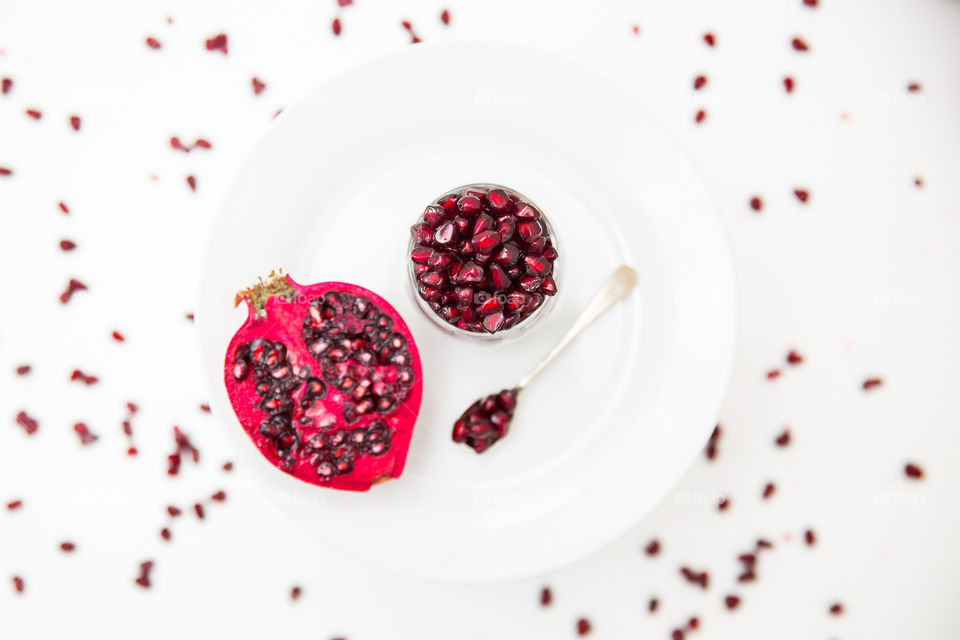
<box><xmin>198</xmin><ymin>43</ymin><xmax>736</xmax><ymax>583</ymax></box>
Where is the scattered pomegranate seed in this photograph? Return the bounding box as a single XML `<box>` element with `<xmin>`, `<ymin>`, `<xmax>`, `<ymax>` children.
<box><xmin>725</xmin><ymin>595</ymin><xmax>741</xmax><ymax>610</ymax></box>
<box><xmin>804</xmin><ymin>529</ymin><xmax>816</xmax><ymax>546</ymax></box>
<box><xmin>69</xmin><ymin>116</ymin><xmax>81</xmax><ymax>131</ymax></box>
<box><xmin>60</xmin><ymin>239</ymin><xmax>77</xmax><ymax>251</ymax></box>
<box><xmin>167</xmin><ymin>505</ymin><xmax>182</xmax><ymax>517</ymax></box>
<box><xmin>680</xmin><ymin>567</ymin><xmax>709</xmax><ymax>589</ymax></box>
<box><xmin>791</xmin><ymin>37</ymin><xmax>809</xmax><ymax>52</ymax></box>
<box><xmin>694</xmin><ymin>109</ymin><xmax>706</xmax><ymax>124</ymax></box>
<box><xmin>705</xmin><ymin>424</ymin><xmax>721</xmax><ymax>460</ymax></box>
<box><xmin>786</xmin><ymin>349</ymin><xmax>803</xmax><ymax>365</ymax></box>
<box><xmin>134</xmin><ymin>561</ymin><xmax>154</xmax><ymax>588</ymax></box>
<box><xmin>26</xmin><ymin>109</ymin><xmax>42</xmax><ymax>120</ymax></box>
<box><xmin>338</xmin><ymin>0</ymin><xmax>352</xmax><ymax>5</ymax></box>
<box><xmin>12</xmin><ymin>576</ymin><xmax>24</xmax><ymax>593</ymax></box>
<box><xmin>222</xmin><ymin>461</ymin><xmax>234</xmax><ymax>472</ymax></box>
<box><xmin>829</xmin><ymin>602</ymin><xmax>844</xmax><ymax>615</ymax></box>
<box><xmin>775</xmin><ymin>428</ymin><xmax>791</xmax><ymax>447</ymax></box>
<box><xmin>576</xmin><ymin>618</ymin><xmax>591</xmax><ymax>636</ymax></box>
<box><xmin>863</xmin><ymin>377</ymin><xmax>883</xmax><ymax>390</ymax></box>
<box><xmin>16</xmin><ymin>411</ymin><xmax>39</xmax><ymax>435</ymax></box>
<box><xmin>112</xmin><ymin>330</ymin><xmax>125</xmax><ymax>342</ymax></box>
<box><xmin>185</xmin><ymin>313</ymin><xmax>195</xmax><ymax>321</ymax></box>
<box><xmin>127</xmin><ymin>447</ymin><xmax>138</xmax><ymax>456</ymax></box>
<box><xmin>793</xmin><ymin>189</ymin><xmax>810</xmax><ymax>203</ymax></box>
<box><xmin>1</xmin><ymin>77</ymin><xmax>11</xmax><ymax>94</ymax></box>
<box><xmin>632</xmin><ymin>25</ymin><xmax>641</xmax><ymax>36</ymax></box>
<box><xmin>756</xmin><ymin>538</ymin><xmax>773</xmax><ymax>549</ymax></box>
<box><xmin>205</xmin><ymin>33</ymin><xmax>228</xmax><ymax>54</ymax></box>
<box><xmin>252</xmin><ymin>77</ymin><xmax>266</xmax><ymax>95</ymax></box>
<box><xmin>160</xmin><ymin>528</ymin><xmax>171</xmax><ymax>541</ymax></box>
<box><xmin>914</xmin><ymin>177</ymin><xmax>924</xmax><ymax>187</ymax></box>
<box><xmin>70</xmin><ymin>369</ymin><xmax>98</xmax><ymax>385</ymax></box>
<box><xmin>687</xmin><ymin>617</ymin><xmax>699</xmax><ymax>630</ymax></box>
<box><xmin>194</xmin><ymin>138</ymin><xmax>212</xmax><ymax>149</ymax></box>
<box><xmin>73</xmin><ymin>423</ymin><xmax>98</xmax><ymax>445</ymax></box>
<box><xmin>145</xmin><ymin>37</ymin><xmax>161</xmax><ymax>49</ymax></box>
<box><xmin>59</xmin><ymin>278</ymin><xmax>88</xmax><ymax>304</ymax></box>
<box><xmin>7</xmin><ymin>500</ymin><xmax>23</xmax><ymax>510</ymax></box>
<box><xmin>60</xmin><ymin>542</ymin><xmax>76</xmax><ymax>552</ymax></box>
<box><xmin>803</xmin><ymin>0</ymin><xmax>818</xmax><ymax>7</ymax></box>
<box><xmin>540</xmin><ymin>587</ymin><xmax>552</xmax><ymax>606</ymax></box>
<box><xmin>749</xmin><ymin>196</ymin><xmax>763</xmax><ymax>212</ymax></box>
<box><xmin>783</xmin><ymin>76</ymin><xmax>795</xmax><ymax>93</ymax></box>
<box><xmin>907</xmin><ymin>82</ymin><xmax>922</xmax><ymax>93</ymax></box>
<box><xmin>194</xmin><ymin>503</ymin><xmax>205</xmax><ymax>519</ymax></box>
<box><xmin>671</xmin><ymin>629</ymin><xmax>685</xmax><ymax>640</ymax></box>
<box><xmin>648</xmin><ymin>598</ymin><xmax>659</xmax><ymax>612</ymax></box>
<box><xmin>401</xmin><ymin>20</ymin><xmax>421</xmax><ymax>44</ymax></box>
<box><xmin>766</xmin><ymin>369</ymin><xmax>781</xmax><ymax>380</ymax></box>
<box><xmin>645</xmin><ymin>539</ymin><xmax>661</xmax><ymax>556</ymax></box>
<box><xmin>717</xmin><ymin>496</ymin><xmax>730</xmax><ymax>511</ymax></box>
<box><xmin>291</xmin><ymin>586</ymin><xmax>302</xmax><ymax>600</ymax></box>
<box><xmin>211</xmin><ymin>491</ymin><xmax>227</xmax><ymax>502</ymax></box>
<box><xmin>0</xmin><ymin>167</ymin><xmax>13</xmax><ymax>176</ymax></box>
<box><xmin>762</xmin><ymin>483</ymin><xmax>776</xmax><ymax>499</ymax></box>
<box><xmin>693</xmin><ymin>75</ymin><xmax>707</xmax><ymax>90</ymax></box>
<box><xmin>186</xmin><ymin>175</ymin><xmax>197</xmax><ymax>191</ymax></box>
<box><xmin>16</xmin><ymin>365</ymin><xmax>31</xmax><ymax>375</ymax></box>
<box><xmin>904</xmin><ymin>462</ymin><xmax>924</xmax><ymax>479</ymax></box>
<box><xmin>440</xmin><ymin>9</ymin><xmax>451</xmax><ymax>25</ymax></box>
<box><xmin>332</xmin><ymin>18</ymin><xmax>342</xmax><ymax>36</ymax></box>
<box><xmin>58</xmin><ymin>201</ymin><xmax>69</xmax><ymax>213</ymax></box>
<box><xmin>200</xmin><ymin>404</ymin><xmax>211</xmax><ymax>413</ymax></box>
<box><xmin>703</xmin><ymin>32</ymin><xmax>716</xmax><ymax>47</ymax></box>
<box><xmin>168</xmin><ymin>427</ymin><xmax>199</xmax><ymax>475</ymax></box>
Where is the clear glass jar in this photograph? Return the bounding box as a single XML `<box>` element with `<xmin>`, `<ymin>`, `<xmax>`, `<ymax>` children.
<box><xmin>407</xmin><ymin>183</ymin><xmax>560</xmax><ymax>341</ymax></box>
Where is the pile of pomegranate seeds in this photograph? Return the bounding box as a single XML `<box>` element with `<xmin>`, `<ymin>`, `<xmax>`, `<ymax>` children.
<box><xmin>410</xmin><ymin>185</ymin><xmax>558</xmax><ymax>334</ymax></box>
<box><xmin>451</xmin><ymin>388</ymin><xmax>518</xmax><ymax>452</ymax></box>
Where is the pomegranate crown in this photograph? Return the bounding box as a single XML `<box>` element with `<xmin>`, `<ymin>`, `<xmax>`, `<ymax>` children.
<box><xmin>234</xmin><ymin>269</ymin><xmax>296</xmax><ymax>316</ymax></box>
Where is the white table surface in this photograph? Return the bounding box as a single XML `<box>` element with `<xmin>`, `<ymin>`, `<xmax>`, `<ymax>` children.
<box><xmin>1</xmin><ymin>1</ymin><xmax>958</xmax><ymax>638</ymax></box>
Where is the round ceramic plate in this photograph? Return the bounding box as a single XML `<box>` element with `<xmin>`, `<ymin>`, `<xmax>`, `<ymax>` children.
<box><xmin>198</xmin><ymin>43</ymin><xmax>736</xmax><ymax>583</ymax></box>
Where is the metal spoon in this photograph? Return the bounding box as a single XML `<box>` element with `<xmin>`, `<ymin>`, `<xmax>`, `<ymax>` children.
<box><xmin>452</xmin><ymin>265</ymin><xmax>639</xmax><ymax>452</ymax></box>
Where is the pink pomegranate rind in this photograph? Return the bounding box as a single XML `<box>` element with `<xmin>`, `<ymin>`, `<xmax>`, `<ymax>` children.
<box><xmin>224</xmin><ymin>274</ymin><xmax>422</xmax><ymax>491</ymax></box>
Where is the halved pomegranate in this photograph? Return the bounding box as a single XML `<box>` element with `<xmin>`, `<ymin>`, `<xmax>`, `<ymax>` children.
<box><xmin>408</xmin><ymin>184</ymin><xmax>559</xmax><ymax>336</ymax></box>
<box><xmin>224</xmin><ymin>273</ymin><xmax>422</xmax><ymax>491</ymax></box>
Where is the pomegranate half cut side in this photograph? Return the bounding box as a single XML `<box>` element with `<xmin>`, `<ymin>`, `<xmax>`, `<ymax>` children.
<box><xmin>224</xmin><ymin>273</ymin><xmax>423</xmax><ymax>491</ymax></box>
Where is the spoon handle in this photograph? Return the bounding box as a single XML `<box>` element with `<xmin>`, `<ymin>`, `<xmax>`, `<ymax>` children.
<box><xmin>515</xmin><ymin>265</ymin><xmax>638</xmax><ymax>391</ymax></box>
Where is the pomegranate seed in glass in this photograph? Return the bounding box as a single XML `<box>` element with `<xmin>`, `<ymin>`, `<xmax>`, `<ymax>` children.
<box><xmin>407</xmin><ymin>183</ymin><xmax>560</xmax><ymax>339</ymax></box>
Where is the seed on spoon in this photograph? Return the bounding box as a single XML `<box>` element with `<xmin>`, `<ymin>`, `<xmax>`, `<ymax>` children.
<box><xmin>452</xmin><ymin>389</ymin><xmax>518</xmax><ymax>453</ymax></box>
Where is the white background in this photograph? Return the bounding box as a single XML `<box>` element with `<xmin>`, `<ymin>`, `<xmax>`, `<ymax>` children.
<box><xmin>1</xmin><ymin>0</ymin><xmax>959</xmax><ymax>638</ymax></box>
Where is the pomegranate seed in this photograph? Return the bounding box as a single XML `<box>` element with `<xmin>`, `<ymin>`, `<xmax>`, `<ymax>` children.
<box><xmin>26</xmin><ymin>109</ymin><xmax>42</xmax><ymax>120</ymax></box>
<box><xmin>693</xmin><ymin>75</ymin><xmax>707</xmax><ymax>90</ymax></box>
<box><xmin>576</xmin><ymin>618</ymin><xmax>591</xmax><ymax>636</ymax></box>
<box><xmin>703</xmin><ymin>32</ymin><xmax>716</xmax><ymax>46</ymax></box>
<box><xmin>793</xmin><ymin>188</ymin><xmax>810</xmax><ymax>203</ymax></box>
<box><xmin>7</xmin><ymin>500</ymin><xmax>23</xmax><ymax>510</ymax></box>
<box><xmin>135</xmin><ymin>561</ymin><xmax>154</xmax><ymax>588</ymax></box>
<box><xmin>767</xmin><ymin>369</ymin><xmax>781</xmax><ymax>380</ymax></box>
<box><xmin>786</xmin><ymin>349</ymin><xmax>803</xmax><ymax>364</ymax></box>
<box><xmin>648</xmin><ymin>598</ymin><xmax>658</xmax><ymax>612</ymax></box>
<box><xmin>540</xmin><ymin>587</ymin><xmax>552</xmax><ymax>606</ymax></box>
<box><xmin>482</xmin><ymin>310</ymin><xmax>505</xmax><ymax>333</ymax></box>
<box><xmin>112</xmin><ymin>330</ymin><xmax>124</xmax><ymax>342</ymax></box>
<box><xmin>694</xmin><ymin>109</ymin><xmax>706</xmax><ymax>123</ymax></box>
<box><xmin>725</xmin><ymin>595</ymin><xmax>740</xmax><ymax>609</ymax></box>
<box><xmin>803</xmin><ymin>0</ymin><xmax>818</xmax><ymax>6</ymax></box>
<box><xmin>211</xmin><ymin>490</ymin><xmax>227</xmax><ymax>502</ymax></box>
<box><xmin>70</xmin><ymin>369</ymin><xmax>98</xmax><ymax>385</ymax></box>
<box><xmin>907</xmin><ymin>82</ymin><xmax>922</xmax><ymax>92</ymax></box>
<box><xmin>58</xmin><ymin>201</ymin><xmax>69</xmax><ymax>213</ymax></box>
<box><xmin>829</xmin><ymin>602</ymin><xmax>844</xmax><ymax>616</ymax></box>
<box><xmin>15</xmin><ymin>411</ymin><xmax>39</xmax><ymax>435</ymax></box>
<box><xmin>332</xmin><ymin>18</ymin><xmax>342</xmax><ymax>35</ymax></box>
<box><xmin>12</xmin><ymin>576</ymin><xmax>24</xmax><ymax>593</ymax></box>
<box><xmin>161</xmin><ymin>528</ymin><xmax>172</xmax><ymax>541</ymax></box>
<box><xmin>705</xmin><ymin>424</ymin><xmax>721</xmax><ymax>460</ymax></box>
<box><xmin>775</xmin><ymin>428</ymin><xmax>791</xmax><ymax>447</ymax></box>
<box><xmin>804</xmin><ymin>529</ymin><xmax>816</xmax><ymax>546</ymax></box>
<box><xmin>186</xmin><ymin>175</ymin><xmax>197</xmax><ymax>191</ymax></box>
<box><xmin>762</xmin><ymin>483</ymin><xmax>776</xmax><ymax>499</ymax></box>
<box><xmin>0</xmin><ymin>167</ymin><xmax>13</xmax><ymax>176</ymax></box>
<box><xmin>16</xmin><ymin>365</ymin><xmax>31</xmax><ymax>375</ymax></box>
<box><xmin>680</xmin><ymin>567</ymin><xmax>709</xmax><ymax>589</ymax></box>
<box><xmin>687</xmin><ymin>617</ymin><xmax>699</xmax><ymax>630</ymax></box>
<box><xmin>338</xmin><ymin>0</ymin><xmax>352</xmax><ymax>5</ymax></box>
<box><xmin>200</xmin><ymin>404</ymin><xmax>211</xmax><ymax>413</ymax></box>
<box><xmin>60</xmin><ymin>542</ymin><xmax>76</xmax><ymax>552</ymax></box>
<box><xmin>291</xmin><ymin>586</ymin><xmax>302</xmax><ymax>600</ymax></box>
<box><xmin>400</xmin><ymin>20</ymin><xmax>421</xmax><ymax>44</ymax></box>
<box><xmin>252</xmin><ymin>77</ymin><xmax>266</xmax><ymax>95</ymax></box>
<box><xmin>645</xmin><ymin>539</ymin><xmax>661</xmax><ymax>556</ymax></box>
<box><xmin>749</xmin><ymin>196</ymin><xmax>763</xmax><ymax>212</ymax></box>
<box><xmin>73</xmin><ymin>423</ymin><xmax>98</xmax><ymax>445</ymax></box>
<box><xmin>756</xmin><ymin>538</ymin><xmax>774</xmax><ymax>549</ymax></box>
<box><xmin>783</xmin><ymin>76</ymin><xmax>795</xmax><ymax>93</ymax></box>
<box><xmin>69</xmin><ymin>116</ymin><xmax>81</xmax><ymax>131</ymax></box>
<box><xmin>863</xmin><ymin>377</ymin><xmax>883</xmax><ymax>390</ymax></box>
<box><xmin>791</xmin><ymin>37</ymin><xmax>809</xmax><ymax>52</ymax></box>
<box><xmin>127</xmin><ymin>447</ymin><xmax>137</xmax><ymax>456</ymax></box>
<box><xmin>60</xmin><ymin>239</ymin><xmax>77</xmax><ymax>251</ymax></box>
<box><xmin>904</xmin><ymin>462</ymin><xmax>924</xmax><ymax>479</ymax></box>
<box><xmin>59</xmin><ymin>278</ymin><xmax>88</xmax><ymax>304</ymax></box>
<box><xmin>205</xmin><ymin>33</ymin><xmax>228</xmax><ymax>54</ymax></box>
<box><xmin>222</xmin><ymin>461</ymin><xmax>234</xmax><ymax>471</ymax></box>
<box><xmin>194</xmin><ymin>503</ymin><xmax>205</xmax><ymax>519</ymax></box>
<box><xmin>717</xmin><ymin>496</ymin><xmax>730</xmax><ymax>511</ymax></box>
<box><xmin>440</xmin><ymin>9</ymin><xmax>450</xmax><ymax>25</ymax></box>
<box><xmin>167</xmin><ymin>506</ymin><xmax>182</xmax><ymax>517</ymax></box>
<box><xmin>145</xmin><ymin>37</ymin><xmax>161</xmax><ymax>49</ymax></box>
<box><xmin>914</xmin><ymin>177</ymin><xmax>924</xmax><ymax>187</ymax></box>
<box><xmin>1</xmin><ymin>77</ymin><xmax>12</xmax><ymax>94</ymax></box>
<box><xmin>194</xmin><ymin>138</ymin><xmax>212</xmax><ymax>149</ymax></box>
<box><xmin>672</xmin><ymin>629</ymin><xmax>685</xmax><ymax>640</ymax></box>
<box><xmin>473</xmin><ymin>230</ymin><xmax>501</xmax><ymax>253</ymax></box>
